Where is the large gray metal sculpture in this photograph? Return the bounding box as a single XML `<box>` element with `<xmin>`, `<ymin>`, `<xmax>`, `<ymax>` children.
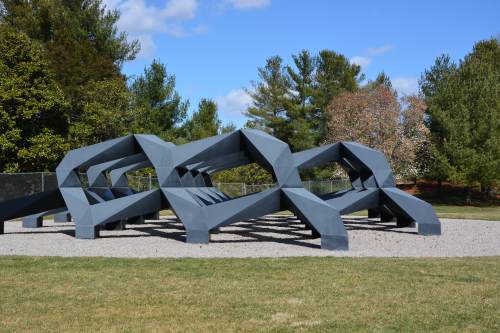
<box><xmin>0</xmin><ymin>129</ymin><xmax>441</xmax><ymax>250</ymax></box>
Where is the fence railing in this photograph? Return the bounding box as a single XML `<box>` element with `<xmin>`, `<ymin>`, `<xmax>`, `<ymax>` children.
<box><xmin>0</xmin><ymin>172</ymin><xmax>59</xmax><ymax>201</ymax></box>
<box><xmin>0</xmin><ymin>172</ymin><xmax>352</xmax><ymax>201</ymax></box>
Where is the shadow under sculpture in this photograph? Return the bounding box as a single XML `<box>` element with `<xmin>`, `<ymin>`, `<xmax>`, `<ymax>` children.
<box><xmin>0</xmin><ymin>129</ymin><xmax>441</xmax><ymax>250</ymax></box>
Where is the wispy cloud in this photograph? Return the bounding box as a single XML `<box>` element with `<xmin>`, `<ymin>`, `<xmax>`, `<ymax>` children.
<box><xmin>367</xmin><ymin>44</ymin><xmax>393</xmax><ymax>55</ymax></box>
<box><xmin>163</xmin><ymin>0</ymin><xmax>198</xmax><ymax>20</ymax></box>
<box><xmin>104</xmin><ymin>0</ymin><xmax>201</xmax><ymax>58</ymax></box>
<box><xmin>350</xmin><ymin>56</ymin><xmax>372</xmax><ymax>69</ymax></box>
<box><xmin>104</xmin><ymin>0</ymin><xmax>272</xmax><ymax>59</ymax></box>
<box><xmin>225</xmin><ymin>0</ymin><xmax>271</xmax><ymax>10</ymax></box>
<box><xmin>349</xmin><ymin>44</ymin><xmax>393</xmax><ymax>71</ymax></box>
<box><xmin>392</xmin><ymin>77</ymin><xmax>419</xmax><ymax>95</ymax></box>
<box><xmin>216</xmin><ymin>89</ymin><xmax>253</xmax><ymax>120</ymax></box>
<box><xmin>133</xmin><ymin>34</ymin><xmax>156</xmax><ymax>59</ymax></box>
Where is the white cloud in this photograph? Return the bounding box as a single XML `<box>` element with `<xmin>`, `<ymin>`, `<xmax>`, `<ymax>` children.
<box><xmin>216</xmin><ymin>89</ymin><xmax>253</xmax><ymax>119</ymax></box>
<box><xmin>350</xmin><ymin>56</ymin><xmax>372</xmax><ymax>69</ymax></box>
<box><xmin>117</xmin><ymin>0</ymin><xmax>169</xmax><ymax>34</ymax></box>
<box><xmin>163</xmin><ymin>0</ymin><xmax>198</xmax><ymax>20</ymax></box>
<box><xmin>103</xmin><ymin>0</ymin><xmax>201</xmax><ymax>59</ymax></box>
<box><xmin>367</xmin><ymin>44</ymin><xmax>393</xmax><ymax>55</ymax></box>
<box><xmin>392</xmin><ymin>77</ymin><xmax>419</xmax><ymax>95</ymax></box>
<box><xmin>102</xmin><ymin>0</ymin><xmax>122</xmax><ymax>9</ymax></box>
<box><xmin>115</xmin><ymin>0</ymin><xmax>198</xmax><ymax>35</ymax></box>
<box><xmin>192</xmin><ymin>24</ymin><xmax>209</xmax><ymax>35</ymax></box>
<box><xmin>226</xmin><ymin>0</ymin><xmax>271</xmax><ymax>9</ymax></box>
<box><xmin>135</xmin><ymin>34</ymin><xmax>155</xmax><ymax>59</ymax></box>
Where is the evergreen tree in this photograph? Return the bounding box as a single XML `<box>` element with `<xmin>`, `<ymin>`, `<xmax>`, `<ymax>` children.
<box><xmin>220</xmin><ymin>122</ymin><xmax>237</xmax><ymax>134</ymax></box>
<box><xmin>131</xmin><ymin>60</ymin><xmax>189</xmax><ymax>142</ymax></box>
<box><xmin>313</xmin><ymin>50</ymin><xmax>363</xmax><ymax>112</ymax></box>
<box><xmin>286</xmin><ymin>50</ymin><xmax>317</xmax><ymax>150</ymax></box>
<box><xmin>245</xmin><ymin>56</ymin><xmax>292</xmax><ymax>142</ymax></box>
<box><xmin>420</xmin><ymin>39</ymin><xmax>500</xmax><ymax>196</ymax></box>
<box><xmin>245</xmin><ymin>50</ymin><xmax>363</xmax><ymax>151</ymax></box>
<box><xmin>0</xmin><ymin>0</ymin><xmax>139</xmax><ymax>122</ymax></box>
<box><xmin>185</xmin><ymin>99</ymin><xmax>221</xmax><ymax>141</ymax></box>
<box><xmin>365</xmin><ymin>71</ymin><xmax>393</xmax><ymax>90</ymax></box>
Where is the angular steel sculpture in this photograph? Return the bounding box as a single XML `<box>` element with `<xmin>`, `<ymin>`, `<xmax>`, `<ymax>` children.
<box><xmin>0</xmin><ymin>130</ymin><xmax>441</xmax><ymax>250</ymax></box>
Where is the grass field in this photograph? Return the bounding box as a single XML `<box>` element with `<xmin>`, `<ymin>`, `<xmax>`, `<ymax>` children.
<box><xmin>348</xmin><ymin>205</ymin><xmax>500</xmax><ymax>221</ymax></box>
<box><xmin>157</xmin><ymin>205</ymin><xmax>500</xmax><ymax>221</ymax></box>
<box><xmin>431</xmin><ymin>205</ymin><xmax>500</xmax><ymax>220</ymax></box>
<box><xmin>0</xmin><ymin>256</ymin><xmax>498</xmax><ymax>332</ymax></box>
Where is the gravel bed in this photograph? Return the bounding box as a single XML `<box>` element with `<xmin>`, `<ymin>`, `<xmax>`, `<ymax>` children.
<box><xmin>0</xmin><ymin>215</ymin><xmax>499</xmax><ymax>258</ymax></box>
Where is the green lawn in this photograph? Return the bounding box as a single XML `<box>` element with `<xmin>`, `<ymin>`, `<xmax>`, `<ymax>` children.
<box><xmin>0</xmin><ymin>256</ymin><xmax>499</xmax><ymax>332</ymax></box>
<box><xmin>432</xmin><ymin>205</ymin><xmax>500</xmax><ymax>220</ymax></box>
<box><xmin>348</xmin><ymin>205</ymin><xmax>500</xmax><ymax>221</ymax></box>
<box><xmin>160</xmin><ymin>205</ymin><xmax>500</xmax><ymax>221</ymax></box>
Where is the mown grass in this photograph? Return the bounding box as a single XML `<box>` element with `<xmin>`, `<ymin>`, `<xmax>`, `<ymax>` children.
<box><xmin>348</xmin><ymin>205</ymin><xmax>500</xmax><ymax>221</ymax></box>
<box><xmin>0</xmin><ymin>256</ymin><xmax>498</xmax><ymax>332</ymax></box>
<box><xmin>431</xmin><ymin>205</ymin><xmax>500</xmax><ymax>220</ymax></box>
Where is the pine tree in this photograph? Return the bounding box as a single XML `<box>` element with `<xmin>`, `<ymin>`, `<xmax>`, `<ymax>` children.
<box><xmin>245</xmin><ymin>56</ymin><xmax>292</xmax><ymax>142</ymax></box>
<box><xmin>131</xmin><ymin>60</ymin><xmax>189</xmax><ymax>142</ymax></box>
<box><xmin>286</xmin><ymin>50</ymin><xmax>318</xmax><ymax>150</ymax></box>
<box><xmin>314</xmin><ymin>50</ymin><xmax>363</xmax><ymax>112</ymax></box>
<box><xmin>185</xmin><ymin>99</ymin><xmax>221</xmax><ymax>141</ymax></box>
<box><xmin>245</xmin><ymin>50</ymin><xmax>363</xmax><ymax>151</ymax></box>
<box><xmin>421</xmin><ymin>39</ymin><xmax>500</xmax><ymax>197</ymax></box>
<box><xmin>0</xmin><ymin>0</ymin><xmax>139</xmax><ymax>122</ymax></box>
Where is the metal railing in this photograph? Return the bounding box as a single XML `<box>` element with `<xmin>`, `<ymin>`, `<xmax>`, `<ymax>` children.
<box><xmin>0</xmin><ymin>172</ymin><xmax>59</xmax><ymax>201</ymax></box>
<box><xmin>0</xmin><ymin>172</ymin><xmax>352</xmax><ymax>201</ymax></box>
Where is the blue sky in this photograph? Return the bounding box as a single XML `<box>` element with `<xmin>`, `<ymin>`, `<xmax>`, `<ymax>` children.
<box><xmin>104</xmin><ymin>0</ymin><xmax>500</xmax><ymax>127</ymax></box>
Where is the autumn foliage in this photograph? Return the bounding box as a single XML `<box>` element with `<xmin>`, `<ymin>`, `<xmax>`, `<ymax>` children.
<box><xmin>326</xmin><ymin>86</ymin><xmax>429</xmax><ymax>179</ymax></box>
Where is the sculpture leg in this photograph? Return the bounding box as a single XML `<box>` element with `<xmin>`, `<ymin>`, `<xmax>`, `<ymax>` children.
<box><xmin>311</xmin><ymin>227</ymin><xmax>321</xmax><ymax>239</ymax></box>
<box><xmin>396</xmin><ymin>216</ymin><xmax>416</xmax><ymax>228</ymax></box>
<box><xmin>282</xmin><ymin>188</ymin><xmax>348</xmax><ymax>250</ymax></box>
<box><xmin>417</xmin><ymin>223</ymin><xmax>441</xmax><ymax>236</ymax></box>
<box><xmin>381</xmin><ymin>188</ymin><xmax>441</xmax><ymax>236</ymax></box>
<box><xmin>54</xmin><ymin>211</ymin><xmax>71</xmax><ymax>223</ymax></box>
<box><xmin>22</xmin><ymin>216</ymin><xmax>43</xmax><ymax>228</ymax></box>
<box><xmin>295</xmin><ymin>210</ymin><xmax>320</xmax><ymax>238</ymax></box>
<box><xmin>368</xmin><ymin>209</ymin><xmax>380</xmax><ymax>218</ymax></box>
<box><xmin>75</xmin><ymin>225</ymin><xmax>100</xmax><ymax>239</ymax></box>
<box><xmin>127</xmin><ymin>216</ymin><xmax>145</xmax><ymax>224</ymax></box>
<box><xmin>186</xmin><ymin>228</ymin><xmax>210</xmax><ymax>244</ymax></box>
<box><xmin>380</xmin><ymin>207</ymin><xmax>395</xmax><ymax>222</ymax></box>
<box><xmin>144</xmin><ymin>211</ymin><xmax>160</xmax><ymax>220</ymax></box>
<box><xmin>0</xmin><ymin>220</ymin><xmax>4</xmax><ymax>234</ymax></box>
<box><xmin>104</xmin><ymin>220</ymin><xmax>126</xmax><ymax>230</ymax></box>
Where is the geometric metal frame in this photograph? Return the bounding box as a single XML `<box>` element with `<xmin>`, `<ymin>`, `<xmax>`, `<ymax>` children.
<box><xmin>0</xmin><ymin>129</ymin><xmax>441</xmax><ymax>251</ymax></box>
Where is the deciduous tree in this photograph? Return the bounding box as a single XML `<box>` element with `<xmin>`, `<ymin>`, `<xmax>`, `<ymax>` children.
<box><xmin>0</xmin><ymin>27</ymin><xmax>69</xmax><ymax>171</ymax></box>
<box><xmin>69</xmin><ymin>78</ymin><xmax>133</xmax><ymax>146</ymax></box>
<box><xmin>326</xmin><ymin>86</ymin><xmax>429</xmax><ymax>179</ymax></box>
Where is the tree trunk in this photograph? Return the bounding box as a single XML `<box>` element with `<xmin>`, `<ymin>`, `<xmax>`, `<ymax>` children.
<box><xmin>465</xmin><ymin>186</ymin><xmax>472</xmax><ymax>205</ymax></box>
<box><xmin>481</xmin><ymin>184</ymin><xmax>493</xmax><ymax>200</ymax></box>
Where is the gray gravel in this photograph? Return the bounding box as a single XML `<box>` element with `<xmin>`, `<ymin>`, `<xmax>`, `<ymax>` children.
<box><xmin>1</xmin><ymin>215</ymin><xmax>499</xmax><ymax>258</ymax></box>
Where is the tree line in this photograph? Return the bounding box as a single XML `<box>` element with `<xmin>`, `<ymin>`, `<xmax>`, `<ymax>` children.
<box><xmin>0</xmin><ymin>1</ymin><xmax>498</xmax><ymax>195</ymax></box>
<box><xmin>0</xmin><ymin>0</ymin><xmax>228</xmax><ymax>173</ymax></box>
